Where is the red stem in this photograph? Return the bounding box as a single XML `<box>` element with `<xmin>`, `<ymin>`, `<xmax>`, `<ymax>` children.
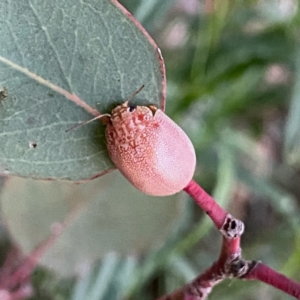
<box><xmin>245</xmin><ymin>262</ymin><xmax>300</xmax><ymax>299</ymax></box>
<box><xmin>157</xmin><ymin>261</ymin><xmax>220</xmax><ymax>300</ymax></box>
<box><xmin>183</xmin><ymin>180</ymin><xmax>228</xmax><ymax>229</ymax></box>
<box><xmin>181</xmin><ymin>179</ymin><xmax>300</xmax><ymax>299</ymax></box>
<box><xmin>10</xmin><ymin>284</ymin><xmax>33</xmax><ymax>300</ymax></box>
<box><xmin>0</xmin><ymin>224</ymin><xmax>63</xmax><ymax>290</ymax></box>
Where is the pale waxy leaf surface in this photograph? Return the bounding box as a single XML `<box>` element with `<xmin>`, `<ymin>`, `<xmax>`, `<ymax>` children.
<box><xmin>1</xmin><ymin>172</ymin><xmax>183</xmax><ymax>277</ymax></box>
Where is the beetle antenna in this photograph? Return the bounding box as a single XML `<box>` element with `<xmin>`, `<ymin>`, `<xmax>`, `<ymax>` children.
<box><xmin>126</xmin><ymin>85</ymin><xmax>145</xmax><ymax>104</ymax></box>
<box><xmin>66</xmin><ymin>85</ymin><xmax>144</xmax><ymax>132</ymax></box>
<box><xmin>65</xmin><ymin>113</ymin><xmax>111</xmax><ymax>132</ymax></box>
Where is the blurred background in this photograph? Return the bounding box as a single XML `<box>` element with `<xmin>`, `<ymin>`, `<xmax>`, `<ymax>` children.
<box><xmin>1</xmin><ymin>0</ymin><xmax>300</xmax><ymax>299</ymax></box>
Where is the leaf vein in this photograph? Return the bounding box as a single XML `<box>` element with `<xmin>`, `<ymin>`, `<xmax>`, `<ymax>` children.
<box><xmin>28</xmin><ymin>0</ymin><xmax>72</xmax><ymax>91</ymax></box>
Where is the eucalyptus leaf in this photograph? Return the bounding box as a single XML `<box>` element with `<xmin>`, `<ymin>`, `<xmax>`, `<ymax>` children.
<box><xmin>1</xmin><ymin>172</ymin><xmax>183</xmax><ymax>277</ymax></box>
<box><xmin>0</xmin><ymin>0</ymin><xmax>165</xmax><ymax>180</ymax></box>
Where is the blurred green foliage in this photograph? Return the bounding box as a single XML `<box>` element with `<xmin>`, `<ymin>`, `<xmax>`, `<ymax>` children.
<box><xmin>2</xmin><ymin>0</ymin><xmax>300</xmax><ymax>299</ymax></box>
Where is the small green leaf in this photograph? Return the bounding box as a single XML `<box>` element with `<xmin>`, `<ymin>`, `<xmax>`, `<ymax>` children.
<box><xmin>0</xmin><ymin>0</ymin><xmax>165</xmax><ymax>180</ymax></box>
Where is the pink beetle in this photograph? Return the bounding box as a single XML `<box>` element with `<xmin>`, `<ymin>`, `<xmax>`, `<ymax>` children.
<box><xmin>105</xmin><ymin>91</ymin><xmax>196</xmax><ymax>196</ymax></box>
<box><xmin>68</xmin><ymin>86</ymin><xmax>196</xmax><ymax>196</ymax></box>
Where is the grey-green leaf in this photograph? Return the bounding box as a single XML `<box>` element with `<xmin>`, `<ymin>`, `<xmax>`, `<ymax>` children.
<box><xmin>1</xmin><ymin>172</ymin><xmax>183</xmax><ymax>277</ymax></box>
<box><xmin>0</xmin><ymin>0</ymin><xmax>165</xmax><ymax>180</ymax></box>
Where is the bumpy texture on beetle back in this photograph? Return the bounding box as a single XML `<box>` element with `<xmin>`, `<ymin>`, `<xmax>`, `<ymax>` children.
<box><xmin>105</xmin><ymin>102</ymin><xmax>196</xmax><ymax>196</ymax></box>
